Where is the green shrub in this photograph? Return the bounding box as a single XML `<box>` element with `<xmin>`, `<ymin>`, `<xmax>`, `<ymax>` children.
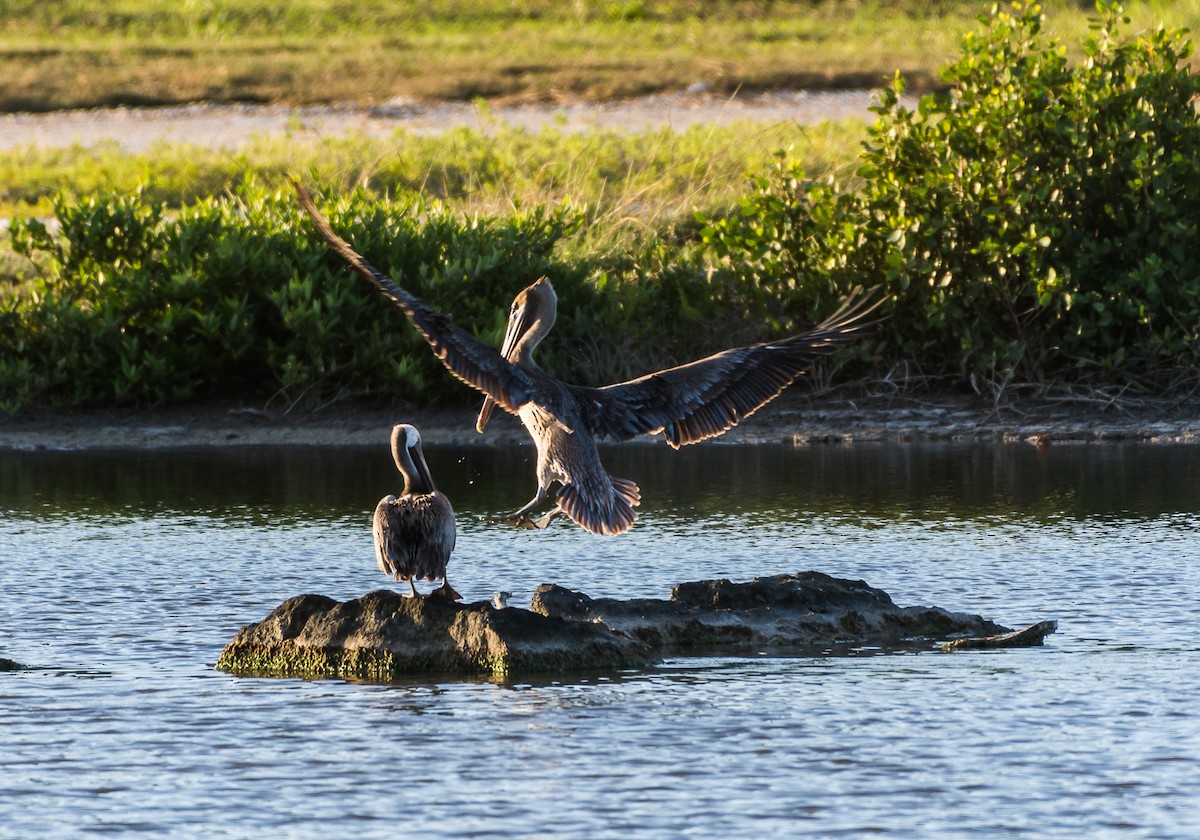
<box><xmin>1</xmin><ymin>166</ymin><xmax>876</xmax><ymax>414</ymax></box>
<box><xmin>0</xmin><ymin>184</ymin><xmax>578</xmax><ymax>412</ymax></box>
<box><xmin>701</xmin><ymin>1</ymin><xmax>1200</xmax><ymax>394</ymax></box>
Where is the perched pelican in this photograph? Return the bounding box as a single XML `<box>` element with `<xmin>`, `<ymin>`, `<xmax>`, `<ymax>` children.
<box><xmin>374</xmin><ymin>423</ymin><xmax>460</xmax><ymax>600</ymax></box>
<box><xmin>297</xmin><ymin>184</ymin><xmax>881</xmax><ymax>537</ymax></box>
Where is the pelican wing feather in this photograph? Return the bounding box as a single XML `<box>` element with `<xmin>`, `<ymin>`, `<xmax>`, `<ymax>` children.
<box><xmin>295</xmin><ymin>183</ymin><xmax>568</xmax><ymax>421</ymax></box>
<box><xmin>571</xmin><ymin>291</ymin><xmax>882</xmax><ymax>449</ymax></box>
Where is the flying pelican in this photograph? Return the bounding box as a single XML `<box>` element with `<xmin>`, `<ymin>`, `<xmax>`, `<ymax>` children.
<box><xmin>374</xmin><ymin>423</ymin><xmax>460</xmax><ymax>600</ymax></box>
<box><xmin>296</xmin><ymin>184</ymin><xmax>880</xmax><ymax>537</ymax></box>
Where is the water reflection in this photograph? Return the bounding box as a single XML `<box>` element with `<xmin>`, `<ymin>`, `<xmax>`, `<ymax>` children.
<box><xmin>3</xmin><ymin>441</ymin><xmax>1200</xmax><ymax>838</ymax></box>
<box><xmin>2</xmin><ymin>442</ymin><xmax>1198</xmax><ymax>524</ymax></box>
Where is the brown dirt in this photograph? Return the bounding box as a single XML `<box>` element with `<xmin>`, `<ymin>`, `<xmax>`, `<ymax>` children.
<box><xmin>2</xmin><ymin>391</ymin><xmax>1196</xmax><ymax>452</ymax></box>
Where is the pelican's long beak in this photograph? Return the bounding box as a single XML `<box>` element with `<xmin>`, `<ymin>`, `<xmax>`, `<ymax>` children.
<box><xmin>475</xmin><ymin>397</ymin><xmax>497</xmax><ymax>433</ymax></box>
<box><xmin>476</xmin><ymin>300</ymin><xmax>533</xmax><ymax>433</ymax></box>
<box><xmin>409</xmin><ymin>441</ymin><xmax>437</xmax><ymax>493</ymax></box>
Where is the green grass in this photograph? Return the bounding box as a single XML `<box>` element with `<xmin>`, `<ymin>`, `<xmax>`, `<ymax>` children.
<box><xmin>0</xmin><ymin>116</ymin><xmax>868</xmax><ymax>229</ymax></box>
<box><xmin>1</xmin><ymin>1</ymin><xmax>1195</xmax><ymax>111</ymax></box>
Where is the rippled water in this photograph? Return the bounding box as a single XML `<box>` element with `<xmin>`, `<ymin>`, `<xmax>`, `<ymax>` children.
<box><xmin>2</xmin><ymin>442</ymin><xmax>1199</xmax><ymax>837</ymax></box>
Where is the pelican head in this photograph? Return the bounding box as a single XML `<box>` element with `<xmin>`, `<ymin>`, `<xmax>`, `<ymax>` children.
<box><xmin>500</xmin><ymin>277</ymin><xmax>557</xmax><ymax>364</ymax></box>
<box><xmin>476</xmin><ymin>277</ymin><xmax>557</xmax><ymax>432</ymax></box>
<box><xmin>391</xmin><ymin>423</ymin><xmax>436</xmax><ymax>495</ymax></box>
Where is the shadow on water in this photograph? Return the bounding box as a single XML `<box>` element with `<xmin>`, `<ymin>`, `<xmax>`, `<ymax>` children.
<box><xmin>2</xmin><ymin>442</ymin><xmax>1198</xmax><ymax>525</ymax></box>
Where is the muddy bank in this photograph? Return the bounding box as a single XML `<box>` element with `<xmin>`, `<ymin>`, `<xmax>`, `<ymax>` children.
<box><xmin>2</xmin><ymin>392</ymin><xmax>1197</xmax><ymax>452</ymax></box>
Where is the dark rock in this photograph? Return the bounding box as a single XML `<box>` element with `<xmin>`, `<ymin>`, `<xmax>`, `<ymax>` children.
<box><xmin>215</xmin><ymin>589</ymin><xmax>655</xmax><ymax>680</ymax></box>
<box><xmin>1</xmin><ymin>655</ymin><xmax>22</xmax><ymax>671</ymax></box>
<box><xmin>217</xmin><ymin>573</ymin><xmax>1054</xmax><ymax>682</ymax></box>
<box><xmin>532</xmin><ymin>571</ymin><xmax>1015</xmax><ymax>651</ymax></box>
<box><xmin>941</xmin><ymin>620</ymin><xmax>1059</xmax><ymax>651</ymax></box>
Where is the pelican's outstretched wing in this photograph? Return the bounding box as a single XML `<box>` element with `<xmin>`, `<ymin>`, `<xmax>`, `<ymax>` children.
<box><xmin>295</xmin><ymin>183</ymin><xmax>563</xmax><ymax>420</ymax></box>
<box><xmin>570</xmin><ymin>291</ymin><xmax>883</xmax><ymax>448</ymax></box>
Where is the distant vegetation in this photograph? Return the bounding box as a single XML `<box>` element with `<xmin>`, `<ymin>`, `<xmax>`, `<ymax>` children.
<box><xmin>0</xmin><ymin>120</ymin><xmax>863</xmax><ymax>220</ymax></box>
<box><xmin>0</xmin><ymin>1</ymin><xmax>1196</xmax><ymax>110</ymax></box>
<box><xmin>1</xmin><ymin>2</ymin><xmax>1198</xmax><ymax>413</ymax></box>
<box><xmin>2</xmin><ymin>190</ymin><xmax>578</xmax><ymax>412</ymax></box>
<box><xmin>701</xmin><ymin>2</ymin><xmax>1200</xmax><ymax>398</ymax></box>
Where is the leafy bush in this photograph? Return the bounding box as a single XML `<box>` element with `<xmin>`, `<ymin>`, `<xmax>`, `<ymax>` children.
<box><xmin>701</xmin><ymin>2</ymin><xmax>1200</xmax><ymax>394</ymax></box>
<box><xmin>2</xmin><ymin>173</ymin><xmax>875</xmax><ymax>414</ymax></box>
<box><xmin>0</xmin><ymin>185</ymin><xmax>577</xmax><ymax>412</ymax></box>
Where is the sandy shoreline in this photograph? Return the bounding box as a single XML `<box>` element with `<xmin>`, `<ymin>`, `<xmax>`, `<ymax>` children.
<box><xmin>2</xmin><ymin>392</ymin><xmax>1197</xmax><ymax>452</ymax></box>
<box><xmin>2</xmin><ymin>90</ymin><xmax>896</xmax><ymax>153</ymax></box>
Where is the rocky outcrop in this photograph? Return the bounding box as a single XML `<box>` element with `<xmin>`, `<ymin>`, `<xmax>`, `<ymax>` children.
<box><xmin>532</xmin><ymin>571</ymin><xmax>1022</xmax><ymax>651</ymax></box>
<box><xmin>940</xmin><ymin>619</ymin><xmax>1059</xmax><ymax>651</ymax></box>
<box><xmin>215</xmin><ymin>589</ymin><xmax>655</xmax><ymax>680</ymax></box>
<box><xmin>217</xmin><ymin>572</ymin><xmax>1056</xmax><ymax>682</ymax></box>
<box><xmin>0</xmin><ymin>655</ymin><xmax>22</xmax><ymax>671</ymax></box>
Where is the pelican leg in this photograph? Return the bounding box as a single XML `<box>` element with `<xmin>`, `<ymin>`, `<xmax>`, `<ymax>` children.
<box><xmin>405</xmin><ymin>578</ymin><xmax>418</xmax><ymax>598</ymax></box>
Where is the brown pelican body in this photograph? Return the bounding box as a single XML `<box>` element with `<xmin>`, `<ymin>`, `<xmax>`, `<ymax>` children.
<box><xmin>469</xmin><ymin>277</ymin><xmax>642</xmax><ymax>534</ymax></box>
<box><xmin>297</xmin><ymin>184</ymin><xmax>880</xmax><ymax>537</ymax></box>
<box><xmin>374</xmin><ymin>423</ymin><xmax>460</xmax><ymax>599</ymax></box>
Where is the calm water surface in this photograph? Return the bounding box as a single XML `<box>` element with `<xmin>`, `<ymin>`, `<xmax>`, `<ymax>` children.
<box><xmin>1</xmin><ymin>442</ymin><xmax>1198</xmax><ymax>838</ymax></box>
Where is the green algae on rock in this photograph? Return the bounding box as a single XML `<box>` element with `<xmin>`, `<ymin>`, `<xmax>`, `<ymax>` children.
<box><xmin>215</xmin><ymin>589</ymin><xmax>655</xmax><ymax>680</ymax></box>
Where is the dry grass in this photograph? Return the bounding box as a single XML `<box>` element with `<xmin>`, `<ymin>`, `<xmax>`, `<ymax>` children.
<box><xmin>1</xmin><ymin>1</ymin><xmax>1193</xmax><ymax>111</ymax></box>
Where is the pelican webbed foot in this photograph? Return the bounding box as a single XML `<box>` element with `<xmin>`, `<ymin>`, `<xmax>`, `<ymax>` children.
<box><xmin>528</xmin><ymin>507</ymin><xmax>564</xmax><ymax>529</ymax></box>
<box><xmin>428</xmin><ymin>580</ymin><xmax>462</xmax><ymax>601</ymax></box>
<box><xmin>485</xmin><ymin>504</ymin><xmax>564</xmax><ymax>531</ymax></box>
<box><xmin>484</xmin><ymin>513</ymin><xmax>540</xmax><ymax>530</ymax></box>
